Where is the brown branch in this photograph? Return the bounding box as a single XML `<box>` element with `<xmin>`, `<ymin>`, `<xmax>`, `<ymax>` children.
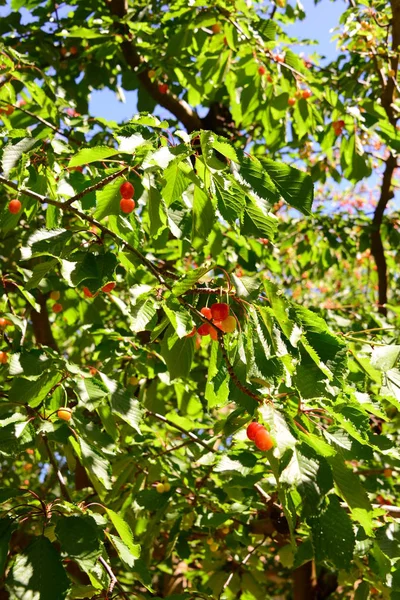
<box><xmin>219</xmin><ymin>335</ymin><xmax>265</xmax><ymax>404</ymax></box>
<box><xmin>64</xmin><ymin>166</ymin><xmax>129</xmax><ymax>206</ymax></box>
<box><xmin>30</xmin><ymin>292</ymin><xmax>58</xmax><ymax>350</ymax></box>
<box><xmin>368</xmin><ymin>0</ymin><xmax>400</xmax><ymax>315</ymax></box>
<box><xmin>371</xmin><ymin>153</ymin><xmax>397</xmax><ymax>315</ymax></box>
<box><xmin>219</xmin><ymin>536</ymin><xmax>267</xmax><ymax>598</ymax></box>
<box><xmin>107</xmin><ymin>0</ymin><xmax>201</xmax><ymax>133</ymax></box>
<box><xmin>146</xmin><ymin>410</ymin><xmax>216</xmax><ymax>453</ymax></box>
<box><xmin>0</xmin><ymin>100</ymin><xmax>82</xmax><ymax>145</ymax></box>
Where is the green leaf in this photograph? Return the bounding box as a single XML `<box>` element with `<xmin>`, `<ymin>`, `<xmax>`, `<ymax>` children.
<box><xmin>6</xmin><ymin>536</ymin><xmax>70</xmax><ymax>600</ymax></box>
<box><xmin>164</xmin><ymin>298</ymin><xmax>193</xmax><ymax>338</ymax></box>
<box><xmin>21</xmin><ymin>229</ymin><xmax>72</xmax><ymax>260</ymax></box>
<box><xmin>259</xmin><ymin>158</ymin><xmax>313</xmax><ymax>215</ymax></box>
<box><xmin>69</xmin><ymin>436</ymin><xmax>112</xmax><ymax>492</ymax></box>
<box><xmin>371</xmin><ymin>345</ymin><xmax>400</xmax><ymax>372</ymax></box>
<box><xmin>2</xmin><ymin>137</ymin><xmax>38</xmax><ymax>177</ymax></box>
<box><xmin>55</xmin><ymin>515</ymin><xmax>102</xmax><ymax>570</ymax></box>
<box><xmin>107</xmin><ymin>534</ymin><xmax>137</xmax><ymax>568</ymax></box>
<box><xmin>160</xmin><ymin>326</ymin><xmax>194</xmax><ymax>380</ymax></box>
<box><xmin>111</xmin><ymin>389</ymin><xmax>142</xmax><ymax>434</ymax></box>
<box><xmin>192</xmin><ymin>185</ymin><xmax>214</xmax><ymax>241</ymax></box>
<box><xmin>308</xmin><ymin>495</ymin><xmax>355</xmax><ymax>569</ymax></box>
<box><xmin>94</xmin><ymin>175</ymin><xmax>126</xmax><ymax>220</ymax></box>
<box><xmin>130</xmin><ymin>297</ymin><xmax>157</xmax><ymax>332</ymax></box>
<box><xmin>161</xmin><ymin>159</ymin><xmax>191</xmax><ymax>206</ymax></box>
<box><xmin>68</xmin><ymin>146</ymin><xmax>118</xmax><ymax>167</ymax></box>
<box><xmin>105</xmin><ymin>509</ymin><xmax>140</xmax><ymax>559</ymax></box>
<box><xmin>9</xmin><ymin>371</ymin><xmax>62</xmax><ymax>408</ymax></box>
<box><xmin>172</xmin><ymin>264</ymin><xmax>213</xmax><ymax>296</ymax></box>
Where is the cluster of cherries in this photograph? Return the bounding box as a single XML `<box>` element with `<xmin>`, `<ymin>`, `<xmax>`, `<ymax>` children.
<box><xmin>332</xmin><ymin>120</ymin><xmax>345</xmax><ymax>136</ymax></box>
<box><xmin>119</xmin><ymin>181</ymin><xmax>135</xmax><ymax>214</ymax></box>
<box><xmin>246</xmin><ymin>422</ymin><xmax>274</xmax><ymax>451</ymax></box>
<box><xmin>187</xmin><ymin>302</ymin><xmax>236</xmax><ymax>340</ymax></box>
<box><xmin>83</xmin><ymin>282</ymin><xmax>116</xmax><ymax>298</ymax></box>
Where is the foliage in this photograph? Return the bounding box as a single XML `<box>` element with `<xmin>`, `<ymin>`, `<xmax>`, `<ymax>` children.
<box><xmin>0</xmin><ymin>0</ymin><xmax>399</xmax><ymax>599</ymax></box>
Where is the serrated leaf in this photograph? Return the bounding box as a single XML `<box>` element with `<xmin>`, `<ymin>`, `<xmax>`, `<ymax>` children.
<box><xmin>105</xmin><ymin>509</ymin><xmax>140</xmax><ymax>559</ymax></box>
<box><xmin>2</xmin><ymin>137</ymin><xmax>37</xmax><ymax>177</ymax></box>
<box><xmin>308</xmin><ymin>495</ymin><xmax>355</xmax><ymax>569</ymax></box>
<box><xmin>172</xmin><ymin>265</ymin><xmax>213</xmax><ymax>296</ymax></box>
<box><xmin>164</xmin><ymin>299</ymin><xmax>193</xmax><ymax>338</ymax></box>
<box><xmin>21</xmin><ymin>229</ymin><xmax>72</xmax><ymax>260</ymax></box>
<box><xmin>94</xmin><ymin>175</ymin><xmax>126</xmax><ymax>220</ymax></box>
<box><xmin>130</xmin><ymin>297</ymin><xmax>157</xmax><ymax>332</ymax></box>
<box><xmin>6</xmin><ymin>536</ymin><xmax>70</xmax><ymax>600</ymax></box>
<box><xmin>259</xmin><ymin>158</ymin><xmax>313</xmax><ymax>215</ymax></box>
<box><xmin>371</xmin><ymin>345</ymin><xmax>400</xmax><ymax>372</ymax></box>
<box><xmin>69</xmin><ymin>436</ymin><xmax>112</xmax><ymax>491</ymax></box>
<box><xmin>55</xmin><ymin>516</ymin><xmax>102</xmax><ymax>570</ymax></box>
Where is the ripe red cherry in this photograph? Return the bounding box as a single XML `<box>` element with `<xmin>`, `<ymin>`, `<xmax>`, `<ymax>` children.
<box><xmin>288</xmin><ymin>97</ymin><xmax>296</xmax><ymax>106</ymax></box>
<box><xmin>197</xmin><ymin>323</ymin><xmax>211</xmax><ymax>336</ymax></box>
<box><xmin>83</xmin><ymin>287</ymin><xmax>94</xmax><ymax>298</ymax></box>
<box><xmin>209</xmin><ymin>326</ymin><xmax>219</xmax><ymax>341</ymax></box>
<box><xmin>302</xmin><ymin>89</ymin><xmax>312</xmax><ymax>99</ymax></box>
<box><xmin>246</xmin><ymin>422</ymin><xmax>264</xmax><ymax>441</ymax></box>
<box><xmin>8</xmin><ymin>199</ymin><xmax>21</xmax><ymax>214</ymax></box>
<box><xmin>200</xmin><ymin>307</ymin><xmax>212</xmax><ymax>320</ymax></box>
<box><xmin>258</xmin><ymin>66</ymin><xmax>266</xmax><ymax>76</ymax></box>
<box><xmin>101</xmin><ymin>282</ymin><xmax>116</xmax><ymax>293</ymax></box>
<box><xmin>211</xmin><ymin>303</ymin><xmax>229</xmax><ymax>321</ymax></box>
<box><xmin>158</xmin><ymin>83</ymin><xmax>168</xmax><ymax>94</ymax></box>
<box><xmin>52</xmin><ymin>303</ymin><xmax>63</xmax><ymax>313</ymax></box>
<box><xmin>120</xmin><ymin>181</ymin><xmax>134</xmax><ymax>199</ymax></box>
<box><xmin>0</xmin><ymin>351</ymin><xmax>8</xmax><ymax>364</ymax></box>
<box><xmin>0</xmin><ymin>318</ymin><xmax>10</xmax><ymax>328</ymax></box>
<box><xmin>254</xmin><ymin>428</ymin><xmax>274</xmax><ymax>451</ymax></box>
<box><xmin>120</xmin><ymin>198</ymin><xmax>135</xmax><ymax>214</ymax></box>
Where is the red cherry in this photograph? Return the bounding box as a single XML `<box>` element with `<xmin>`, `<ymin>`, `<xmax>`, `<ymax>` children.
<box><xmin>101</xmin><ymin>282</ymin><xmax>116</xmax><ymax>293</ymax></box>
<box><xmin>197</xmin><ymin>323</ymin><xmax>211</xmax><ymax>336</ymax></box>
<box><xmin>211</xmin><ymin>23</ymin><xmax>222</xmax><ymax>34</ymax></box>
<box><xmin>288</xmin><ymin>97</ymin><xmax>296</xmax><ymax>106</ymax></box>
<box><xmin>120</xmin><ymin>181</ymin><xmax>134</xmax><ymax>199</ymax></box>
<box><xmin>211</xmin><ymin>303</ymin><xmax>229</xmax><ymax>321</ymax></box>
<box><xmin>254</xmin><ymin>428</ymin><xmax>274</xmax><ymax>451</ymax></box>
<box><xmin>258</xmin><ymin>66</ymin><xmax>266</xmax><ymax>76</ymax></box>
<box><xmin>8</xmin><ymin>199</ymin><xmax>21</xmax><ymax>214</ymax></box>
<box><xmin>209</xmin><ymin>326</ymin><xmax>219</xmax><ymax>341</ymax></box>
<box><xmin>83</xmin><ymin>287</ymin><xmax>94</xmax><ymax>298</ymax></box>
<box><xmin>246</xmin><ymin>422</ymin><xmax>264</xmax><ymax>441</ymax></box>
<box><xmin>120</xmin><ymin>198</ymin><xmax>135</xmax><ymax>214</ymax></box>
<box><xmin>186</xmin><ymin>326</ymin><xmax>197</xmax><ymax>338</ymax></box>
<box><xmin>52</xmin><ymin>303</ymin><xmax>63</xmax><ymax>313</ymax></box>
<box><xmin>0</xmin><ymin>351</ymin><xmax>8</xmax><ymax>364</ymax></box>
<box><xmin>70</xmin><ymin>46</ymin><xmax>78</xmax><ymax>55</ymax></box>
<box><xmin>200</xmin><ymin>307</ymin><xmax>212</xmax><ymax>320</ymax></box>
<box><xmin>302</xmin><ymin>89</ymin><xmax>312</xmax><ymax>99</ymax></box>
<box><xmin>158</xmin><ymin>83</ymin><xmax>168</xmax><ymax>94</ymax></box>
<box><xmin>0</xmin><ymin>318</ymin><xmax>10</xmax><ymax>328</ymax></box>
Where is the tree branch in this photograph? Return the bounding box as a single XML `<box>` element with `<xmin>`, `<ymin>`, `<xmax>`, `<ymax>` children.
<box><xmin>146</xmin><ymin>410</ymin><xmax>216</xmax><ymax>453</ymax></box>
<box><xmin>106</xmin><ymin>0</ymin><xmax>202</xmax><ymax>133</ymax></box>
<box><xmin>30</xmin><ymin>292</ymin><xmax>58</xmax><ymax>350</ymax></box>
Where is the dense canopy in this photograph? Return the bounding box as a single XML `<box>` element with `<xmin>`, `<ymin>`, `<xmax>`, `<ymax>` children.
<box><xmin>0</xmin><ymin>1</ymin><xmax>399</xmax><ymax>599</ymax></box>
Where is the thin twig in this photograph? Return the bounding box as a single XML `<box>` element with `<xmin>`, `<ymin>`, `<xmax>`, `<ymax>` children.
<box><xmin>146</xmin><ymin>410</ymin><xmax>216</xmax><ymax>453</ymax></box>
<box><xmin>64</xmin><ymin>166</ymin><xmax>129</xmax><ymax>206</ymax></box>
<box><xmin>219</xmin><ymin>536</ymin><xmax>267</xmax><ymax>598</ymax></box>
